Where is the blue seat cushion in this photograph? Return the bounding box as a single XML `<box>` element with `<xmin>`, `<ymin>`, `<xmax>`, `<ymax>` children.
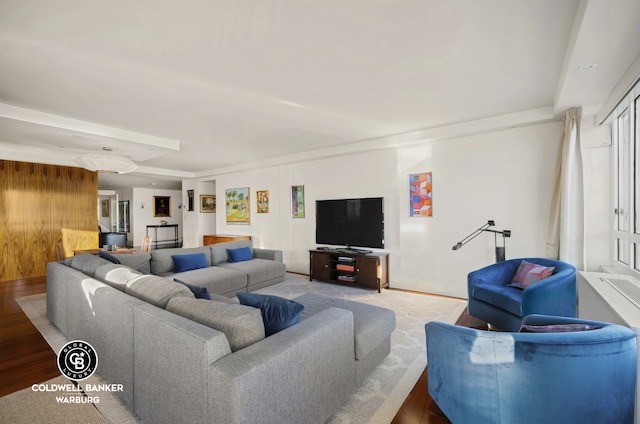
<box><xmin>472</xmin><ymin>284</ymin><xmax>522</xmax><ymax>317</ymax></box>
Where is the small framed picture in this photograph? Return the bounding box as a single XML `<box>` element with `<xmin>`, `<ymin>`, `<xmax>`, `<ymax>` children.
<box><xmin>257</xmin><ymin>190</ymin><xmax>269</xmax><ymax>213</ymax></box>
<box><xmin>291</xmin><ymin>185</ymin><xmax>305</xmax><ymax>218</ymax></box>
<box><xmin>101</xmin><ymin>199</ymin><xmax>110</xmax><ymax>217</ymax></box>
<box><xmin>200</xmin><ymin>194</ymin><xmax>216</xmax><ymax>213</ymax></box>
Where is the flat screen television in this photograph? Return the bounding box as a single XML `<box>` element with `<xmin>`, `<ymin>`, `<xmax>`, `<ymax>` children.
<box><xmin>315</xmin><ymin>197</ymin><xmax>384</xmax><ymax>251</ymax></box>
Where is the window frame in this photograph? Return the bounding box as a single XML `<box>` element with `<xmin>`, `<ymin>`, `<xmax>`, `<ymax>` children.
<box><xmin>612</xmin><ymin>84</ymin><xmax>640</xmax><ymax>274</ymax></box>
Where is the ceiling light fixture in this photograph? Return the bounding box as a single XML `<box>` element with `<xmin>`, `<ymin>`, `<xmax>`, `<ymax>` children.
<box><xmin>74</xmin><ymin>147</ymin><xmax>138</xmax><ymax>174</ymax></box>
<box><xmin>579</xmin><ymin>63</ymin><xmax>599</xmax><ymax>71</ymax></box>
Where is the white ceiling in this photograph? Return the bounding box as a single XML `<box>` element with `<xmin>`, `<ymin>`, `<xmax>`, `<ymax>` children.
<box><xmin>0</xmin><ymin>0</ymin><xmax>639</xmax><ymax>190</ymax></box>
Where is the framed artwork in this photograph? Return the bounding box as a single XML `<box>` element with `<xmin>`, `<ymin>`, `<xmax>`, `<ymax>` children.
<box><xmin>101</xmin><ymin>199</ymin><xmax>110</xmax><ymax>217</ymax></box>
<box><xmin>187</xmin><ymin>190</ymin><xmax>195</xmax><ymax>211</ymax></box>
<box><xmin>409</xmin><ymin>172</ymin><xmax>433</xmax><ymax>217</ymax></box>
<box><xmin>200</xmin><ymin>194</ymin><xmax>216</xmax><ymax>213</ymax></box>
<box><xmin>118</xmin><ymin>200</ymin><xmax>130</xmax><ymax>232</ymax></box>
<box><xmin>225</xmin><ymin>187</ymin><xmax>250</xmax><ymax>224</ymax></box>
<box><xmin>153</xmin><ymin>196</ymin><xmax>171</xmax><ymax>217</ymax></box>
<box><xmin>291</xmin><ymin>185</ymin><xmax>305</xmax><ymax>218</ymax></box>
<box><xmin>257</xmin><ymin>190</ymin><xmax>269</xmax><ymax>213</ymax></box>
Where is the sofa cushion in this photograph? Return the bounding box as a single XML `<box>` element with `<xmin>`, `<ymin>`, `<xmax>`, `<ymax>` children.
<box><xmin>294</xmin><ymin>293</ymin><xmax>396</xmax><ymax>360</ymax></box>
<box><xmin>125</xmin><ymin>275</ymin><xmax>195</xmax><ymax>308</ymax></box>
<box><xmin>219</xmin><ymin>258</ymin><xmax>286</xmax><ymax>288</ymax></box>
<box><xmin>166</xmin><ymin>297</ymin><xmax>265</xmax><ymax>351</ymax></box>
<box><xmin>95</xmin><ymin>264</ymin><xmax>143</xmax><ymax>291</ymax></box>
<box><xmin>66</xmin><ymin>254</ymin><xmax>112</xmax><ymax>278</ymax></box>
<box><xmin>174</xmin><ymin>278</ymin><xmax>211</xmax><ymax>300</ymax></box>
<box><xmin>210</xmin><ymin>240</ymin><xmax>252</xmax><ymax>265</ymax></box>
<box><xmin>168</xmin><ymin>266</ymin><xmax>248</xmax><ymax>296</ymax></box>
<box><xmin>116</xmin><ymin>252</ymin><xmax>152</xmax><ymax>274</ymax></box>
<box><xmin>236</xmin><ymin>292</ymin><xmax>304</xmax><ymax>336</ymax></box>
<box><xmin>227</xmin><ymin>246</ymin><xmax>253</xmax><ymax>263</ymax></box>
<box><xmin>173</xmin><ymin>253</ymin><xmax>208</xmax><ymax>273</ymax></box>
<box><xmin>508</xmin><ymin>260</ymin><xmax>555</xmax><ymax>289</ymax></box>
<box><xmin>472</xmin><ymin>284</ymin><xmax>523</xmax><ymax>317</ymax></box>
<box><xmin>99</xmin><ymin>251</ymin><xmax>121</xmax><ymax>264</ymax></box>
<box><xmin>150</xmin><ymin>247</ymin><xmax>213</xmax><ymax>274</ymax></box>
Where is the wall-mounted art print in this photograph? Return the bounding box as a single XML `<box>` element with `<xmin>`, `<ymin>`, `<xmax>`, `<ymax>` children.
<box><xmin>101</xmin><ymin>199</ymin><xmax>110</xmax><ymax>217</ymax></box>
<box><xmin>257</xmin><ymin>190</ymin><xmax>269</xmax><ymax>214</ymax></box>
<box><xmin>153</xmin><ymin>196</ymin><xmax>171</xmax><ymax>217</ymax></box>
<box><xmin>409</xmin><ymin>172</ymin><xmax>433</xmax><ymax>217</ymax></box>
<box><xmin>187</xmin><ymin>189</ymin><xmax>195</xmax><ymax>211</ymax></box>
<box><xmin>118</xmin><ymin>200</ymin><xmax>130</xmax><ymax>232</ymax></box>
<box><xmin>291</xmin><ymin>185</ymin><xmax>305</xmax><ymax>218</ymax></box>
<box><xmin>200</xmin><ymin>194</ymin><xmax>216</xmax><ymax>213</ymax></box>
<box><xmin>225</xmin><ymin>187</ymin><xmax>250</xmax><ymax>224</ymax></box>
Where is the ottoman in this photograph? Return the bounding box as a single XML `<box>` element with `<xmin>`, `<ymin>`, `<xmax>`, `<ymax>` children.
<box><xmin>294</xmin><ymin>293</ymin><xmax>396</xmax><ymax>384</ymax></box>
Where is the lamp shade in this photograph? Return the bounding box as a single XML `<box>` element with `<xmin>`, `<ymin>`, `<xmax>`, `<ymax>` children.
<box><xmin>74</xmin><ymin>153</ymin><xmax>138</xmax><ymax>174</ymax></box>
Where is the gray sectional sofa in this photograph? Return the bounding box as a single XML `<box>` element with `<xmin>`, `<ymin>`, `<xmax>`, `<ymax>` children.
<box><xmin>46</xmin><ymin>240</ymin><xmax>396</xmax><ymax>424</ymax></box>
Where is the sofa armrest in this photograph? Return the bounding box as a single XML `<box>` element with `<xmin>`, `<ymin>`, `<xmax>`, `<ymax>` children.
<box><xmin>209</xmin><ymin>307</ymin><xmax>357</xmax><ymax>424</ymax></box>
<box><xmin>253</xmin><ymin>248</ymin><xmax>283</xmax><ymax>262</ymax></box>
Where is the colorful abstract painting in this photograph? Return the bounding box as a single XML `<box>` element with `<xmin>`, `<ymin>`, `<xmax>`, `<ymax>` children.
<box><xmin>291</xmin><ymin>185</ymin><xmax>305</xmax><ymax>218</ymax></box>
<box><xmin>409</xmin><ymin>172</ymin><xmax>432</xmax><ymax>217</ymax></box>
<box><xmin>225</xmin><ymin>187</ymin><xmax>250</xmax><ymax>224</ymax></box>
<box><xmin>257</xmin><ymin>190</ymin><xmax>269</xmax><ymax>214</ymax></box>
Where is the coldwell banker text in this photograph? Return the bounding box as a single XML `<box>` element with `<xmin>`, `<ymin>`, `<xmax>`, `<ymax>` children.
<box><xmin>32</xmin><ymin>383</ymin><xmax>124</xmax><ymax>404</ymax></box>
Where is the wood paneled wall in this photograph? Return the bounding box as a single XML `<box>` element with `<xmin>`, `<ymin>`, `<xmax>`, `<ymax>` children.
<box><xmin>0</xmin><ymin>160</ymin><xmax>97</xmax><ymax>282</ymax></box>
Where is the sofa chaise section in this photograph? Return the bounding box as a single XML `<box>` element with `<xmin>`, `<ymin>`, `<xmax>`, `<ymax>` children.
<box><xmin>207</xmin><ymin>307</ymin><xmax>356</xmax><ymax>424</ymax></box>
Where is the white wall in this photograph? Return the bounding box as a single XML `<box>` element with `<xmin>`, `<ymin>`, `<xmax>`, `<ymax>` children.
<box><xmin>181</xmin><ymin>180</ymin><xmax>216</xmax><ymax>248</ymax></box>
<box><xmin>129</xmin><ymin>188</ymin><xmax>183</xmax><ymax>247</ymax></box>
<box><xmin>210</xmin><ymin>121</ymin><xmax>566</xmax><ymax>298</ymax></box>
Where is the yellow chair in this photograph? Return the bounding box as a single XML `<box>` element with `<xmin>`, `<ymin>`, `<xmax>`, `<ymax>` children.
<box><xmin>60</xmin><ymin>228</ymin><xmax>99</xmax><ymax>258</ymax></box>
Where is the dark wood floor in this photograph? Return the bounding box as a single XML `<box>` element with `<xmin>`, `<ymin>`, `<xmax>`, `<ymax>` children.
<box><xmin>0</xmin><ymin>276</ymin><xmax>486</xmax><ymax>423</ymax></box>
<box><xmin>0</xmin><ymin>276</ymin><xmax>59</xmax><ymax>396</ymax></box>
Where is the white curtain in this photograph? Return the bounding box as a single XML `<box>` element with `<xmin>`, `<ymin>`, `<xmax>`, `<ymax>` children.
<box><xmin>545</xmin><ymin>107</ymin><xmax>585</xmax><ymax>270</ymax></box>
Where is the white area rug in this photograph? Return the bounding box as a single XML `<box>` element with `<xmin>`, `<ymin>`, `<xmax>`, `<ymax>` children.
<box><xmin>17</xmin><ymin>273</ymin><xmax>465</xmax><ymax>424</ymax></box>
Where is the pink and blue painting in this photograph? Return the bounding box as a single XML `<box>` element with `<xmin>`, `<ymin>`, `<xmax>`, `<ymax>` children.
<box><xmin>409</xmin><ymin>172</ymin><xmax>432</xmax><ymax>217</ymax></box>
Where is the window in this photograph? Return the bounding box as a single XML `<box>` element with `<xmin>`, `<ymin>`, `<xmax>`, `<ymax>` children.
<box><xmin>613</xmin><ymin>87</ymin><xmax>640</xmax><ymax>272</ymax></box>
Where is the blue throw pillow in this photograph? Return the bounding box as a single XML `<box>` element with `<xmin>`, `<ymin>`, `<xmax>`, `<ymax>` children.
<box><xmin>99</xmin><ymin>251</ymin><xmax>121</xmax><ymax>264</ymax></box>
<box><xmin>174</xmin><ymin>278</ymin><xmax>212</xmax><ymax>300</ymax></box>
<box><xmin>172</xmin><ymin>253</ymin><xmax>207</xmax><ymax>273</ymax></box>
<box><xmin>227</xmin><ymin>247</ymin><xmax>253</xmax><ymax>263</ymax></box>
<box><xmin>236</xmin><ymin>292</ymin><xmax>304</xmax><ymax>336</ymax></box>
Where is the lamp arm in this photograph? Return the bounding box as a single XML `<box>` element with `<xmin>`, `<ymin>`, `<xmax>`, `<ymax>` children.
<box><xmin>452</xmin><ymin>221</ymin><xmax>494</xmax><ymax>250</ymax></box>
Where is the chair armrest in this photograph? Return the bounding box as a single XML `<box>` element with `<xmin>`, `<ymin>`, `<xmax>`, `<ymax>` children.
<box><xmin>467</xmin><ymin>259</ymin><xmax>520</xmax><ymax>289</ymax></box>
<box><xmin>521</xmin><ymin>268</ymin><xmax>576</xmax><ymax>317</ymax></box>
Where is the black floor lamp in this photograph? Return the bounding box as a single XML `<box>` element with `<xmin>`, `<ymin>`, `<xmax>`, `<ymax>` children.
<box><xmin>452</xmin><ymin>220</ymin><xmax>511</xmax><ymax>262</ymax></box>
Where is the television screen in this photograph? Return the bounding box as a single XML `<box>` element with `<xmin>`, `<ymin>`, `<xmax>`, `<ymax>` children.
<box><xmin>316</xmin><ymin>197</ymin><xmax>384</xmax><ymax>249</ymax></box>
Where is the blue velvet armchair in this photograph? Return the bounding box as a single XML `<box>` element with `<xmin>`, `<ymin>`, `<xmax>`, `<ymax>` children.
<box><xmin>467</xmin><ymin>257</ymin><xmax>576</xmax><ymax>331</ymax></box>
<box><xmin>426</xmin><ymin>314</ymin><xmax>637</xmax><ymax>424</ymax></box>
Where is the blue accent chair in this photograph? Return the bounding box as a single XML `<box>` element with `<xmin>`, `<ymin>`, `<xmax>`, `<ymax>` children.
<box><xmin>467</xmin><ymin>257</ymin><xmax>576</xmax><ymax>331</ymax></box>
<box><xmin>426</xmin><ymin>314</ymin><xmax>637</xmax><ymax>424</ymax></box>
